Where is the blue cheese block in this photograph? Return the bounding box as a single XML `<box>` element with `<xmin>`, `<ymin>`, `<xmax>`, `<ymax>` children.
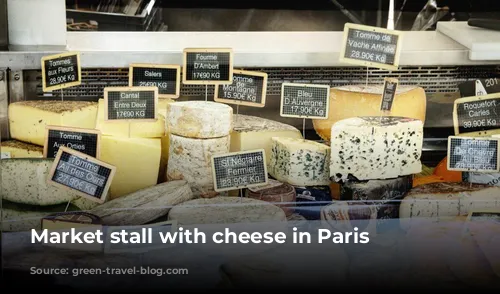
<box><xmin>294</xmin><ymin>186</ymin><xmax>333</xmax><ymax>220</ymax></box>
<box><xmin>330</xmin><ymin>116</ymin><xmax>423</xmax><ymax>182</ymax></box>
<box><xmin>462</xmin><ymin>172</ymin><xmax>500</xmax><ymax>186</ymax></box>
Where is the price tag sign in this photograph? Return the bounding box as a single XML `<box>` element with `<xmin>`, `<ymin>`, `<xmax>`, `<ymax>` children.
<box><xmin>129</xmin><ymin>64</ymin><xmax>181</xmax><ymax>99</ymax></box>
<box><xmin>48</xmin><ymin>146</ymin><xmax>116</xmax><ymax>203</ymax></box>
<box><xmin>459</xmin><ymin>78</ymin><xmax>500</xmax><ymax>98</ymax></box>
<box><xmin>453</xmin><ymin>93</ymin><xmax>500</xmax><ymax>136</ymax></box>
<box><xmin>104</xmin><ymin>86</ymin><xmax>158</xmax><ymax>122</ymax></box>
<box><xmin>182</xmin><ymin>48</ymin><xmax>233</xmax><ymax>84</ymax></box>
<box><xmin>447</xmin><ymin>136</ymin><xmax>500</xmax><ymax>172</ymax></box>
<box><xmin>339</xmin><ymin>23</ymin><xmax>403</xmax><ymax>71</ymax></box>
<box><xmin>214</xmin><ymin>70</ymin><xmax>267</xmax><ymax>107</ymax></box>
<box><xmin>280</xmin><ymin>83</ymin><xmax>330</xmax><ymax>119</ymax></box>
<box><xmin>44</xmin><ymin>126</ymin><xmax>101</xmax><ymax>159</ymax></box>
<box><xmin>211</xmin><ymin>149</ymin><xmax>268</xmax><ymax>192</ymax></box>
<box><xmin>41</xmin><ymin>52</ymin><xmax>81</xmax><ymax>92</ymax></box>
<box><xmin>380</xmin><ymin>78</ymin><xmax>398</xmax><ymax>112</ymax></box>
<box><xmin>104</xmin><ymin>221</ymin><xmax>178</xmax><ymax>254</ymax></box>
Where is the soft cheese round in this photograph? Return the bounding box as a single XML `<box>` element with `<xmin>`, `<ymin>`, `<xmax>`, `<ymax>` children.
<box><xmin>167</xmin><ymin>101</ymin><xmax>233</xmax><ymax>138</ymax></box>
<box><xmin>168</xmin><ymin>196</ymin><xmax>287</xmax><ymax>225</ymax></box>
<box><xmin>312</xmin><ymin>85</ymin><xmax>426</xmax><ymax>141</ymax></box>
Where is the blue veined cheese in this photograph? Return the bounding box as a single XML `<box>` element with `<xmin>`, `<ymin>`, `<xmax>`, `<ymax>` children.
<box><xmin>269</xmin><ymin>137</ymin><xmax>330</xmax><ymax>186</ymax></box>
<box><xmin>330</xmin><ymin>116</ymin><xmax>423</xmax><ymax>182</ymax></box>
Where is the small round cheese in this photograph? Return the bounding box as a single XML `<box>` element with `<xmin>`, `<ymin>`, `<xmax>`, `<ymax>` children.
<box><xmin>167</xmin><ymin>101</ymin><xmax>233</xmax><ymax>138</ymax></box>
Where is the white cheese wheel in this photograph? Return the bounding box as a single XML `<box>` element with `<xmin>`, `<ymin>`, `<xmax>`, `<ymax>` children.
<box><xmin>270</xmin><ymin>137</ymin><xmax>330</xmax><ymax>186</ymax></box>
<box><xmin>313</xmin><ymin>85</ymin><xmax>426</xmax><ymax>141</ymax></box>
<box><xmin>330</xmin><ymin>116</ymin><xmax>423</xmax><ymax>181</ymax></box>
<box><xmin>166</xmin><ymin>134</ymin><xmax>229</xmax><ymax>198</ymax></box>
<box><xmin>167</xmin><ymin>101</ymin><xmax>233</xmax><ymax>138</ymax></box>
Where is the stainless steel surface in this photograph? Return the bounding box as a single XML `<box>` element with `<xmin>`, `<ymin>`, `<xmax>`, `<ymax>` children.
<box><xmin>1</xmin><ymin>31</ymin><xmax>499</xmax><ymax>69</ymax></box>
<box><xmin>0</xmin><ymin>68</ymin><xmax>9</xmax><ymax>140</ymax></box>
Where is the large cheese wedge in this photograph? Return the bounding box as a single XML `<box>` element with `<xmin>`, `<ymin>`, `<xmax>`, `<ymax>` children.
<box><xmin>313</xmin><ymin>85</ymin><xmax>426</xmax><ymax>141</ymax></box>
<box><xmin>1</xmin><ymin>140</ymin><xmax>43</xmax><ymax>158</ymax></box>
<box><xmin>167</xmin><ymin>101</ymin><xmax>233</xmax><ymax>138</ymax></box>
<box><xmin>231</xmin><ymin>115</ymin><xmax>303</xmax><ymax>167</ymax></box>
<box><xmin>2</xmin><ymin>200</ymin><xmax>78</xmax><ymax>232</ymax></box>
<box><xmin>9</xmin><ymin>101</ymin><xmax>98</xmax><ymax>146</ymax></box>
<box><xmin>399</xmin><ymin>182</ymin><xmax>500</xmax><ymax>228</ymax></box>
<box><xmin>270</xmin><ymin>137</ymin><xmax>330</xmax><ymax>186</ymax></box>
<box><xmin>166</xmin><ymin>134</ymin><xmax>229</xmax><ymax>198</ymax></box>
<box><xmin>330</xmin><ymin>116</ymin><xmax>423</xmax><ymax>182</ymax></box>
<box><xmin>100</xmin><ymin>136</ymin><xmax>161</xmax><ymax>199</ymax></box>
<box><xmin>1</xmin><ymin>158</ymin><xmax>102</xmax><ymax>207</ymax></box>
<box><xmin>95</xmin><ymin>99</ymin><xmax>165</xmax><ymax>138</ymax></box>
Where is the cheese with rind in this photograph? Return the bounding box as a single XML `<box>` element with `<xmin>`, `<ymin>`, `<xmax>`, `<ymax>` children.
<box><xmin>9</xmin><ymin>101</ymin><xmax>98</xmax><ymax>146</ymax></box>
<box><xmin>158</xmin><ymin>99</ymin><xmax>174</xmax><ymax>182</ymax></box>
<box><xmin>167</xmin><ymin>101</ymin><xmax>233</xmax><ymax>138</ymax></box>
<box><xmin>166</xmin><ymin>134</ymin><xmax>229</xmax><ymax>198</ymax></box>
<box><xmin>330</xmin><ymin>116</ymin><xmax>423</xmax><ymax>182</ymax></box>
<box><xmin>96</xmin><ymin>99</ymin><xmax>166</xmax><ymax>138</ymax></box>
<box><xmin>313</xmin><ymin>85</ymin><xmax>426</xmax><ymax>141</ymax></box>
<box><xmin>1</xmin><ymin>140</ymin><xmax>43</xmax><ymax>158</ymax></box>
<box><xmin>231</xmin><ymin>115</ymin><xmax>303</xmax><ymax>167</ymax></box>
<box><xmin>100</xmin><ymin>136</ymin><xmax>161</xmax><ymax>199</ymax></box>
<box><xmin>270</xmin><ymin>137</ymin><xmax>330</xmax><ymax>186</ymax></box>
<box><xmin>0</xmin><ymin>158</ymin><xmax>102</xmax><ymax>208</ymax></box>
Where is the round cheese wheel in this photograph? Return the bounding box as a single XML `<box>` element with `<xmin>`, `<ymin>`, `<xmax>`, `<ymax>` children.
<box><xmin>312</xmin><ymin>85</ymin><xmax>426</xmax><ymax>141</ymax></box>
<box><xmin>246</xmin><ymin>179</ymin><xmax>296</xmax><ymax>216</ymax></box>
<box><xmin>168</xmin><ymin>196</ymin><xmax>286</xmax><ymax>225</ymax></box>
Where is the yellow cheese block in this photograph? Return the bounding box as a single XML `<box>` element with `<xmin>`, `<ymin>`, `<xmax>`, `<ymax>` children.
<box><xmin>9</xmin><ymin>101</ymin><xmax>98</xmax><ymax>146</ymax></box>
<box><xmin>1</xmin><ymin>140</ymin><xmax>43</xmax><ymax>158</ymax></box>
<box><xmin>312</xmin><ymin>85</ymin><xmax>427</xmax><ymax>141</ymax></box>
<box><xmin>100</xmin><ymin>136</ymin><xmax>161</xmax><ymax>199</ymax></box>
<box><xmin>96</xmin><ymin>99</ymin><xmax>167</xmax><ymax>138</ymax></box>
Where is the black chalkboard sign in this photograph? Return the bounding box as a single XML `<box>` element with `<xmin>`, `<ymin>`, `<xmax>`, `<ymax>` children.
<box><xmin>280</xmin><ymin>83</ymin><xmax>330</xmax><ymax>119</ymax></box>
<box><xmin>459</xmin><ymin>78</ymin><xmax>500</xmax><ymax>98</ymax></box>
<box><xmin>44</xmin><ymin>126</ymin><xmax>101</xmax><ymax>159</ymax></box>
<box><xmin>453</xmin><ymin>93</ymin><xmax>500</xmax><ymax>136</ymax></box>
<box><xmin>211</xmin><ymin>150</ymin><xmax>268</xmax><ymax>192</ymax></box>
<box><xmin>129</xmin><ymin>64</ymin><xmax>180</xmax><ymax>99</ymax></box>
<box><xmin>447</xmin><ymin>136</ymin><xmax>500</xmax><ymax>172</ymax></box>
<box><xmin>214</xmin><ymin>70</ymin><xmax>267</xmax><ymax>107</ymax></box>
<box><xmin>380</xmin><ymin>78</ymin><xmax>398</xmax><ymax>112</ymax></box>
<box><xmin>41</xmin><ymin>52</ymin><xmax>81</xmax><ymax>92</ymax></box>
<box><xmin>104</xmin><ymin>86</ymin><xmax>158</xmax><ymax>121</ymax></box>
<box><xmin>182</xmin><ymin>48</ymin><xmax>233</xmax><ymax>84</ymax></box>
<box><xmin>48</xmin><ymin>147</ymin><xmax>116</xmax><ymax>203</ymax></box>
<box><xmin>104</xmin><ymin>221</ymin><xmax>178</xmax><ymax>254</ymax></box>
<box><xmin>340</xmin><ymin>23</ymin><xmax>403</xmax><ymax>71</ymax></box>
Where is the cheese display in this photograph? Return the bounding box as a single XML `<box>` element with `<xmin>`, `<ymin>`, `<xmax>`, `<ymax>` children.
<box><xmin>270</xmin><ymin>137</ymin><xmax>330</xmax><ymax>186</ymax></box>
<box><xmin>90</xmin><ymin>180</ymin><xmax>193</xmax><ymax>225</ymax></box>
<box><xmin>321</xmin><ymin>202</ymin><xmax>379</xmax><ymax>233</ymax></box>
<box><xmin>2</xmin><ymin>200</ymin><xmax>78</xmax><ymax>232</ymax></box>
<box><xmin>294</xmin><ymin>185</ymin><xmax>333</xmax><ymax>219</ymax></box>
<box><xmin>340</xmin><ymin>176</ymin><xmax>413</xmax><ymax>201</ymax></box>
<box><xmin>245</xmin><ymin>179</ymin><xmax>296</xmax><ymax>216</ymax></box>
<box><xmin>463</xmin><ymin>172</ymin><xmax>500</xmax><ymax>186</ymax></box>
<box><xmin>9</xmin><ymin>101</ymin><xmax>98</xmax><ymax>146</ymax></box>
<box><xmin>95</xmin><ymin>99</ymin><xmax>165</xmax><ymax>138</ymax></box>
<box><xmin>158</xmin><ymin>98</ymin><xmax>175</xmax><ymax>182</ymax></box>
<box><xmin>399</xmin><ymin>182</ymin><xmax>500</xmax><ymax>220</ymax></box>
<box><xmin>231</xmin><ymin>114</ymin><xmax>302</xmax><ymax>166</ymax></box>
<box><xmin>167</xmin><ymin>101</ymin><xmax>233</xmax><ymax>139</ymax></box>
<box><xmin>1</xmin><ymin>158</ymin><xmax>100</xmax><ymax>207</ymax></box>
<box><xmin>100</xmin><ymin>136</ymin><xmax>161</xmax><ymax>199</ymax></box>
<box><xmin>312</xmin><ymin>85</ymin><xmax>426</xmax><ymax>141</ymax></box>
<box><xmin>1</xmin><ymin>140</ymin><xmax>43</xmax><ymax>158</ymax></box>
<box><xmin>166</xmin><ymin>134</ymin><xmax>229</xmax><ymax>198</ymax></box>
<box><xmin>330</xmin><ymin>116</ymin><xmax>423</xmax><ymax>182</ymax></box>
<box><xmin>168</xmin><ymin>196</ymin><xmax>287</xmax><ymax>224</ymax></box>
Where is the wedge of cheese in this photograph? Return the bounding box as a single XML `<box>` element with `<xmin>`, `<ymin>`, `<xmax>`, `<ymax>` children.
<box><xmin>100</xmin><ymin>136</ymin><xmax>161</xmax><ymax>199</ymax></box>
<box><xmin>1</xmin><ymin>140</ymin><xmax>43</xmax><ymax>158</ymax></box>
<box><xmin>9</xmin><ymin>101</ymin><xmax>98</xmax><ymax>146</ymax></box>
<box><xmin>313</xmin><ymin>85</ymin><xmax>426</xmax><ymax>141</ymax></box>
<box><xmin>96</xmin><ymin>99</ymin><xmax>166</xmax><ymax>138</ymax></box>
<box><xmin>1</xmin><ymin>158</ymin><xmax>100</xmax><ymax>207</ymax></box>
<box><xmin>167</xmin><ymin>101</ymin><xmax>233</xmax><ymax>138</ymax></box>
<box><xmin>231</xmin><ymin>115</ymin><xmax>303</xmax><ymax>167</ymax></box>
